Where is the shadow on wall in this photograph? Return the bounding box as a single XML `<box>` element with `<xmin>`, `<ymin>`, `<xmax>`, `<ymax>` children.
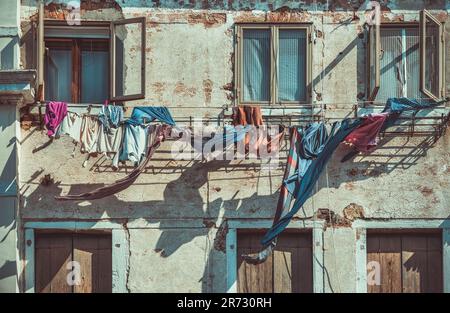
<box><xmin>22</xmin><ymin>124</ymin><xmax>449</xmax><ymax>292</ymax></box>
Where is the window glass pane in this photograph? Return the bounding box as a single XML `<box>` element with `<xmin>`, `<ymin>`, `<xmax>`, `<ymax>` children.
<box><xmin>278</xmin><ymin>29</ymin><xmax>307</xmax><ymax>102</ymax></box>
<box><xmin>425</xmin><ymin>16</ymin><xmax>440</xmax><ymax>97</ymax></box>
<box><xmin>45</xmin><ymin>46</ymin><xmax>72</xmax><ymax>102</ymax></box>
<box><xmin>405</xmin><ymin>28</ymin><xmax>421</xmax><ymax>100</ymax></box>
<box><xmin>81</xmin><ymin>40</ymin><xmax>109</xmax><ymax>103</ymax></box>
<box><xmin>243</xmin><ymin>29</ymin><xmax>270</xmax><ymax>102</ymax></box>
<box><xmin>376</xmin><ymin>28</ymin><xmax>403</xmax><ymax>101</ymax></box>
<box><xmin>375</xmin><ymin>27</ymin><xmax>420</xmax><ymax>102</ymax></box>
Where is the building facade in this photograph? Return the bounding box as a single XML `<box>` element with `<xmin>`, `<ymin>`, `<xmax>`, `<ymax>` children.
<box><xmin>0</xmin><ymin>0</ymin><xmax>449</xmax><ymax>293</ymax></box>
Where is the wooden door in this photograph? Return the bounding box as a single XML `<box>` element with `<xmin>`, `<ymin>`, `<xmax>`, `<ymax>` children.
<box><xmin>35</xmin><ymin>233</ymin><xmax>73</xmax><ymax>293</ymax></box>
<box><xmin>237</xmin><ymin>230</ymin><xmax>313</xmax><ymax>293</ymax></box>
<box><xmin>367</xmin><ymin>230</ymin><xmax>443</xmax><ymax>293</ymax></box>
<box><xmin>35</xmin><ymin>232</ymin><xmax>112</xmax><ymax>293</ymax></box>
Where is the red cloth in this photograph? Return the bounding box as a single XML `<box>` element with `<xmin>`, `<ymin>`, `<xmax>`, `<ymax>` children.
<box><xmin>343</xmin><ymin>113</ymin><xmax>388</xmax><ymax>153</ymax></box>
<box><xmin>44</xmin><ymin>101</ymin><xmax>68</xmax><ymax>137</ymax></box>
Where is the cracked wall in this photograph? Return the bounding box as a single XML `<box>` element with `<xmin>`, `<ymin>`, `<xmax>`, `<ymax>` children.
<box><xmin>14</xmin><ymin>1</ymin><xmax>450</xmax><ymax>292</ymax></box>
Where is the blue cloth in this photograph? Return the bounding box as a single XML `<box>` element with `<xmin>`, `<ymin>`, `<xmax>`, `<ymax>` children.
<box><xmin>119</xmin><ymin>124</ymin><xmax>149</xmax><ymax>165</ymax></box>
<box><xmin>286</xmin><ymin>123</ymin><xmax>329</xmax><ymax>192</ymax></box>
<box><xmin>261</xmin><ymin>118</ymin><xmax>362</xmax><ymax>246</ymax></box>
<box><xmin>200</xmin><ymin>125</ymin><xmax>251</xmax><ymax>155</ymax></box>
<box><xmin>98</xmin><ymin>105</ymin><xmax>124</xmax><ymax>133</ymax></box>
<box><xmin>127</xmin><ymin>107</ymin><xmax>175</xmax><ymax>126</ymax></box>
<box><xmin>382</xmin><ymin>97</ymin><xmax>435</xmax><ymax>114</ymax></box>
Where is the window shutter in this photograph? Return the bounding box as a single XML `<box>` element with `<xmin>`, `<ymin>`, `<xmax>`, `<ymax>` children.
<box><xmin>110</xmin><ymin>17</ymin><xmax>146</xmax><ymax>102</ymax></box>
<box><xmin>367</xmin><ymin>23</ymin><xmax>380</xmax><ymax>101</ymax></box>
<box><xmin>420</xmin><ymin>9</ymin><xmax>443</xmax><ymax>101</ymax></box>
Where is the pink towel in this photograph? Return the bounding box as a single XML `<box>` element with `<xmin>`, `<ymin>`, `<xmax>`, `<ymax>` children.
<box><xmin>44</xmin><ymin>101</ymin><xmax>68</xmax><ymax>137</ymax></box>
<box><xmin>343</xmin><ymin>113</ymin><xmax>389</xmax><ymax>153</ymax></box>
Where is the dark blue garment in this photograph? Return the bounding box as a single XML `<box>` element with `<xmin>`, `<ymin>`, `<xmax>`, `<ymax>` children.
<box><xmin>261</xmin><ymin>118</ymin><xmax>362</xmax><ymax>246</ymax></box>
<box><xmin>127</xmin><ymin>107</ymin><xmax>176</xmax><ymax>126</ymax></box>
<box><xmin>285</xmin><ymin>123</ymin><xmax>329</xmax><ymax>195</ymax></box>
<box><xmin>298</xmin><ymin>123</ymin><xmax>328</xmax><ymax>159</ymax></box>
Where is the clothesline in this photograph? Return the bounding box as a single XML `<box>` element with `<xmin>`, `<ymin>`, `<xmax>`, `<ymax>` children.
<box><xmin>36</xmin><ymin>96</ymin><xmax>449</xmax><ymax>110</ymax></box>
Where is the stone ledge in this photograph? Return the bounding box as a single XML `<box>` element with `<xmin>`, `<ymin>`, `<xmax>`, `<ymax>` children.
<box><xmin>0</xmin><ymin>70</ymin><xmax>36</xmax><ymax>105</ymax></box>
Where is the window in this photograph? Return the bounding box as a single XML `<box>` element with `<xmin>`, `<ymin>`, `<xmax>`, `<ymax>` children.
<box><xmin>367</xmin><ymin>230</ymin><xmax>443</xmax><ymax>293</ymax></box>
<box><xmin>35</xmin><ymin>231</ymin><xmax>112</xmax><ymax>293</ymax></box>
<box><xmin>235</xmin><ymin>24</ymin><xmax>312</xmax><ymax>106</ymax></box>
<box><xmin>367</xmin><ymin>10</ymin><xmax>444</xmax><ymax>102</ymax></box>
<box><xmin>237</xmin><ymin>230</ymin><xmax>313</xmax><ymax>293</ymax></box>
<box><xmin>44</xmin><ymin>39</ymin><xmax>109</xmax><ymax>103</ymax></box>
<box><xmin>36</xmin><ymin>2</ymin><xmax>146</xmax><ymax>103</ymax></box>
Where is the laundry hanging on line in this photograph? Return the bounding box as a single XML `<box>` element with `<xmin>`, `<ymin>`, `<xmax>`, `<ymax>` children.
<box><xmin>245</xmin><ymin>97</ymin><xmax>446</xmax><ymax>263</ymax></box>
<box><xmin>98</xmin><ymin>104</ymin><xmax>124</xmax><ymax>134</ymax></box>
<box><xmin>55</xmin><ymin>124</ymin><xmax>170</xmax><ymax>201</ymax></box>
<box><xmin>342</xmin><ymin>113</ymin><xmax>389</xmax><ymax>154</ymax></box>
<box><xmin>341</xmin><ymin>97</ymin><xmax>448</xmax><ymax>162</ymax></box>
<box><xmin>44</xmin><ymin>101</ymin><xmax>67</xmax><ymax>137</ymax></box>
<box><xmin>127</xmin><ymin>106</ymin><xmax>176</xmax><ymax>126</ymax></box>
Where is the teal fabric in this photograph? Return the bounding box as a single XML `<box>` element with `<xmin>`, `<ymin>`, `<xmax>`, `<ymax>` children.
<box><xmin>261</xmin><ymin>119</ymin><xmax>363</xmax><ymax>246</ymax></box>
<box><xmin>243</xmin><ymin>29</ymin><xmax>271</xmax><ymax>102</ymax></box>
<box><xmin>278</xmin><ymin>29</ymin><xmax>307</xmax><ymax>101</ymax></box>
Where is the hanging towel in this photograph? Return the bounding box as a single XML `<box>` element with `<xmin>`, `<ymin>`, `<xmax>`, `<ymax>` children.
<box><xmin>261</xmin><ymin>118</ymin><xmax>362</xmax><ymax>247</ymax></box>
<box><xmin>247</xmin><ymin>125</ymin><xmax>285</xmax><ymax>156</ymax></box>
<box><xmin>98</xmin><ymin>105</ymin><xmax>124</xmax><ymax>133</ymax></box>
<box><xmin>80</xmin><ymin>115</ymin><xmax>101</xmax><ymax>154</ymax></box>
<box><xmin>44</xmin><ymin>101</ymin><xmax>68</xmax><ymax>137</ymax></box>
<box><xmin>60</xmin><ymin>112</ymin><xmax>82</xmax><ymax>143</ymax></box>
<box><xmin>55</xmin><ymin>125</ymin><xmax>169</xmax><ymax>201</ymax></box>
<box><xmin>201</xmin><ymin>125</ymin><xmax>251</xmax><ymax>160</ymax></box>
<box><xmin>343</xmin><ymin>113</ymin><xmax>389</xmax><ymax>153</ymax></box>
<box><xmin>127</xmin><ymin>107</ymin><xmax>176</xmax><ymax>126</ymax></box>
<box><xmin>232</xmin><ymin>106</ymin><xmax>264</xmax><ymax>126</ymax></box>
<box><xmin>119</xmin><ymin>124</ymin><xmax>150</xmax><ymax>165</ymax></box>
<box><xmin>96</xmin><ymin>125</ymin><xmax>124</xmax><ymax>169</ymax></box>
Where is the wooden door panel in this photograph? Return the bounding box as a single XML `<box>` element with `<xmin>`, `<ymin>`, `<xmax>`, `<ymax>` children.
<box><xmin>35</xmin><ymin>234</ymin><xmax>73</xmax><ymax>293</ymax></box>
<box><xmin>367</xmin><ymin>231</ymin><xmax>442</xmax><ymax>293</ymax></box>
<box><xmin>35</xmin><ymin>232</ymin><xmax>112</xmax><ymax>293</ymax></box>
<box><xmin>379</xmin><ymin>235</ymin><xmax>402</xmax><ymax>293</ymax></box>
<box><xmin>237</xmin><ymin>231</ymin><xmax>312</xmax><ymax>293</ymax></box>
<box><xmin>237</xmin><ymin>232</ymin><xmax>273</xmax><ymax>293</ymax></box>
<box><xmin>73</xmin><ymin>234</ymin><xmax>112</xmax><ymax>293</ymax></box>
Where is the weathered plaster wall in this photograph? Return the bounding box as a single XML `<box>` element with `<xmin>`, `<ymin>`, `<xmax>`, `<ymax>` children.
<box><xmin>15</xmin><ymin>1</ymin><xmax>450</xmax><ymax>292</ymax></box>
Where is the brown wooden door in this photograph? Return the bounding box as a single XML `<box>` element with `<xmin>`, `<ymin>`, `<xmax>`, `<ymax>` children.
<box><xmin>35</xmin><ymin>232</ymin><xmax>112</xmax><ymax>293</ymax></box>
<box><xmin>367</xmin><ymin>230</ymin><xmax>443</xmax><ymax>293</ymax></box>
<box><xmin>237</xmin><ymin>230</ymin><xmax>313</xmax><ymax>293</ymax></box>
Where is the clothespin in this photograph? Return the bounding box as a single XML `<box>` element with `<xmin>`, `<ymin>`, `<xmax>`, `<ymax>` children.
<box><xmin>104</xmin><ymin>100</ymin><xmax>109</xmax><ymax>106</ymax></box>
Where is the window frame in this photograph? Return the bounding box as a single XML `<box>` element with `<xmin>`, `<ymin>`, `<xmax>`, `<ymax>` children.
<box><xmin>366</xmin><ymin>23</ymin><xmax>380</xmax><ymax>101</ymax></box>
<box><xmin>44</xmin><ymin>37</ymin><xmax>110</xmax><ymax>104</ymax></box>
<box><xmin>366</xmin><ymin>12</ymin><xmax>445</xmax><ymax>102</ymax></box>
<box><xmin>420</xmin><ymin>9</ymin><xmax>444</xmax><ymax>101</ymax></box>
<box><xmin>35</xmin><ymin>10</ymin><xmax>146</xmax><ymax>104</ymax></box>
<box><xmin>235</xmin><ymin>23</ymin><xmax>312</xmax><ymax>106</ymax></box>
<box><xmin>110</xmin><ymin>17</ymin><xmax>146</xmax><ymax>102</ymax></box>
